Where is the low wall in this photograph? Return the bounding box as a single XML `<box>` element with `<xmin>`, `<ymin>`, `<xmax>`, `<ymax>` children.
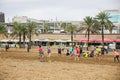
<box><xmin>32</xmin><ymin>34</ymin><xmax>120</xmax><ymax>40</ymax></box>
<box><xmin>0</xmin><ymin>34</ymin><xmax>120</xmax><ymax>40</ymax></box>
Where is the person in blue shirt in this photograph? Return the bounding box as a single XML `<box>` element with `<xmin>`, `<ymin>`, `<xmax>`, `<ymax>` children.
<box><xmin>69</xmin><ymin>47</ymin><xmax>74</xmax><ymax>56</ymax></box>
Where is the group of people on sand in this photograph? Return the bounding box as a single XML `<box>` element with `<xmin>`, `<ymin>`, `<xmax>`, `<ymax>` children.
<box><xmin>57</xmin><ymin>46</ymin><xmax>104</xmax><ymax>61</ymax></box>
<box><xmin>38</xmin><ymin>45</ymin><xmax>119</xmax><ymax>62</ymax></box>
<box><xmin>38</xmin><ymin>45</ymin><xmax>51</xmax><ymax>60</ymax></box>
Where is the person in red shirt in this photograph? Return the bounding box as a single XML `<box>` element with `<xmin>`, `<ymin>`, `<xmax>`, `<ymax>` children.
<box><xmin>113</xmin><ymin>49</ymin><xmax>119</xmax><ymax>62</ymax></box>
<box><xmin>38</xmin><ymin>45</ymin><xmax>44</xmax><ymax>58</ymax></box>
<box><xmin>75</xmin><ymin>46</ymin><xmax>80</xmax><ymax>61</ymax></box>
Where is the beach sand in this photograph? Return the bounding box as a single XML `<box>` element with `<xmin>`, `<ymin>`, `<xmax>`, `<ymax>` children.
<box><xmin>0</xmin><ymin>48</ymin><xmax>120</xmax><ymax>80</ymax></box>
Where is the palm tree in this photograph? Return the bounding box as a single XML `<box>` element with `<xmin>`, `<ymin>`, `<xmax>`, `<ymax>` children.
<box><xmin>21</xmin><ymin>24</ymin><xmax>27</xmax><ymax>48</ymax></box>
<box><xmin>96</xmin><ymin>11</ymin><xmax>111</xmax><ymax>47</ymax></box>
<box><xmin>58</xmin><ymin>21</ymin><xmax>66</xmax><ymax>31</ymax></box>
<box><xmin>92</xmin><ymin>20</ymin><xmax>101</xmax><ymax>34</ymax></box>
<box><xmin>13</xmin><ymin>22</ymin><xmax>23</xmax><ymax>48</ymax></box>
<box><xmin>79</xmin><ymin>17</ymin><xmax>100</xmax><ymax>50</ymax></box>
<box><xmin>26</xmin><ymin>21</ymin><xmax>39</xmax><ymax>48</ymax></box>
<box><xmin>0</xmin><ymin>22</ymin><xmax>7</xmax><ymax>37</ymax></box>
<box><xmin>79</xmin><ymin>19</ymin><xmax>99</xmax><ymax>35</ymax></box>
<box><xmin>79</xmin><ymin>16</ymin><xmax>96</xmax><ymax>50</ymax></box>
<box><xmin>84</xmin><ymin>16</ymin><xmax>94</xmax><ymax>43</ymax></box>
<box><xmin>44</xmin><ymin>22</ymin><xmax>50</xmax><ymax>33</ymax></box>
<box><xmin>66</xmin><ymin>24</ymin><xmax>77</xmax><ymax>48</ymax></box>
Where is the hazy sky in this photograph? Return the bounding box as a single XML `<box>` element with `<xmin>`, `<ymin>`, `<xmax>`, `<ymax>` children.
<box><xmin>0</xmin><ymin>0</ymin><xmax>120</xmax><ymax>22</ymax></box>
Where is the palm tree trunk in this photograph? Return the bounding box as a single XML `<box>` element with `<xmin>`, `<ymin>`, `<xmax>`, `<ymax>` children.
<box><xmin>87</xmin><ymin>28</ymin><xmax>90</xmax><ymax>51</ymax></box>
<box><xmin>29</xmin><ymin>31</ymin><xmax>31</xmax><ymax>49</ymax></box>
<box><xmin>71</xmin><ymin>30</ymin><xmax>74</xmax><ymax>48</ymax></box>
<box><xmin>19</xmin><ymin>33</ymin><xmax>21</xmax><ymax>48</ymax></box>
<box><xmin>23</xmin><ymin>32</ymin><xmax>26</xmax><ymax>48</ymax></box>
<box><xmin>101</xmin><ymin>25</ymin><xmax>104</xmax><ymax>47</ymax></box>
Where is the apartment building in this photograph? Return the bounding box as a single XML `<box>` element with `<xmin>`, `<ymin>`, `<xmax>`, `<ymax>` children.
<box><xmin>105</xmin><ymin>9</ymin><xmax>120</xmax><ymax>34</ymax></box>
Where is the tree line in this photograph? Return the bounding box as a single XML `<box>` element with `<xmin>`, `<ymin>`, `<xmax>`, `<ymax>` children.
<box><xmin>0</xmin><ymin>11</ymin><xmax>115</xmax><ymax>49</ymax></box>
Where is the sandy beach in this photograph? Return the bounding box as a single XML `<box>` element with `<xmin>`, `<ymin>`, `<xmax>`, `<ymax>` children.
<box><xmin>0</xmin><ymin>48</ymin><xmax>120</xmax><ymax>80</ymax></box>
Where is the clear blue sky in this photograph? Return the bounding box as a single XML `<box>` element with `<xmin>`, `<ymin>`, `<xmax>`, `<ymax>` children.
<box><xmin>0</xmin><ymin>0</ymin><xmax>120</xmax><ymax>22</ymax></box>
